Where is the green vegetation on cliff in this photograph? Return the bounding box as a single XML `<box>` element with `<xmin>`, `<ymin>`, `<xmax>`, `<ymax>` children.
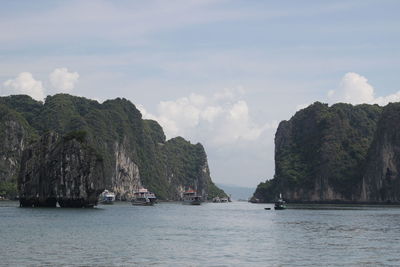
<box><xmin>0</xmin><ymin>94</ymin><xmax>225</xmax><ymax>200</ymax></box>
<box><xmin>0</xmin><ymin>102</ymin><xmax>38</xmax><ymax>197</ymax></box>
<box><xmin>162</xmin><ymin>137</ymin><xmax>227</xmax><ymax>200</ymax></box>
<box><xmin>361</xmin><ymin>102</ymin><xmax>400</xmax><ymax>202</ymax></box>
<box><xmin>0</xmin><ymin>181</ymin><xmax>17</xmax><ymax>199</ymax></box>
<box><xmin>254</xmin><ymin>102</ymin><xmax>382</xmax><ymax>202</ymax></box>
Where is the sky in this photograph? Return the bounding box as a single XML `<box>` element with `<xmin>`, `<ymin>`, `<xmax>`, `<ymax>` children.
<box><xmin>1</xmin><ymin>0</ymin><xmax>400</xmax><ymax>187</ymax></box>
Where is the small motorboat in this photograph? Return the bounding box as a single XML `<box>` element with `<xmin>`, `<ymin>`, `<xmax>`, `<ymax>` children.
<box><xmin>99</xmin><ymin>190</ymin><xmax>116</xmax><ymax>204</ymax></box>
<box><xmin>212</xmin><ymin>197</ymin><xmax>221</xmax><ymax>203</ymax></box>
<box><xmin>274</xmin><ymin>194</ymin><xmax>286</xmax><ymax>210</ymax></box>
<box><xmin>220</xmin><ymin>197</ymin><xmax>229</xmax><ymax>203</ymax></box>
<box><xmin>212</xmin><ymin>196</ymin><xmax>229</xmax><ymax>203</ymax></box>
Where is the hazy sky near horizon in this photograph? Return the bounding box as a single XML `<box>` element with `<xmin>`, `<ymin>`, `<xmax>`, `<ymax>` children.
<box><xmin>1</xmin><ymin>0</ymin><xmax>400</xmax><ymax>187</ymax></box>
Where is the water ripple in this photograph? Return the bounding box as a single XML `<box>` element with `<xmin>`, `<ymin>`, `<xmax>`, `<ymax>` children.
<box><xmin>1</xmin><ymin>201</ymin><xmax>400</xmax><ymax>266</ymax></box>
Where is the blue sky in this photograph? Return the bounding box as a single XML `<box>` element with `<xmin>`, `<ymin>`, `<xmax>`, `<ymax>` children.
<box><xmin>1</xmin><ymin>0</ymin><xmax>400</xmax><ymax>187</ymax></box>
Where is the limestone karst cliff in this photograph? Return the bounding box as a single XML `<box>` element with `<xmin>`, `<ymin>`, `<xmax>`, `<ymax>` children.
<box><xmin>162</xmin><ymin>137</ymin><xmax>217</xmax><ymax>200</ymax></box>
<box><xmin>18</xmin><ymin>132</ymin><xmax>106</xmax><ymax>207</ymax></box>
<box><xmin>360</xmin><ymin>103</ymin><xmax>400</xmax><ymax>202</ymax></box>
<box><xmin>113</xmin><ymin>141</ymin><xmax>141</xmax><ymax>200</ymax></box>
<box><xmin>0</xmin><ymin>94</ymin><xmax>225</xmax><ymax>202</ymax></box>
<box><xmin>0</xmin><ymin>101</ymin><xmax>37</xmax><ymax>198</ymax></box>
<box><xmin>252</xmin><ymin>101</ymin><xmax>400</xmax><ymax>203</ymax></box>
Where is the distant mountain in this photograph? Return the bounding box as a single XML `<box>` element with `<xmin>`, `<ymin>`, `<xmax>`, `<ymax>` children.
<box><xmin>216</xmin><ymin>183</ymin><xmax>255</xmax><ymax>200</ymax></box>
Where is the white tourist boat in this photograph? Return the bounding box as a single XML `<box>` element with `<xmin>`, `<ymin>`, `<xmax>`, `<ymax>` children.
<box><xmin>212</xmin><ymin>196</ymin><xmax>229</xmax><ymax>203</ymax></box>
<box><xmin>99</xmin><ymin>190</ymin><xmax>116</xmax><ymax>204</ymax></box>
<box><xmin>131</xmin><ymin>188</ymin><xmax>157</xmax><ymax>206</ymax></box>
<box><xmin>182</xmin><ymin>189</ymin><xmax>202</xmax><ymax>205</ymax></box>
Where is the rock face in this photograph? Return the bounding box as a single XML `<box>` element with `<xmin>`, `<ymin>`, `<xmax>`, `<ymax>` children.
<box><xmin>361</xmin><ymin>103</ymin><xmax>400</xmax><ymax>202</ymax></box>
<box><xmin>162</xmin><ymin>137</ymin><xmax>215</xmax><ymax>200</ymax></box>
<box><xmin>0</xmin><ymin>118</ymin><xmax>27</xmax><ymax>182</ymax></box>
<box><xmin>0</xmin><ymin>94</ymin><xmax>225</xmax><ymax>201</ymax></box>
<box><xmin>18</xmin><ymin>132</ymin><xmax>105</xmax><ymax>207</ymax></box>
<box><xmin>0</xmin><ymin>103</ymin><xmax>36</xmax><ymax>198</ymax></box>
<box><xmin>253</xmin><ymin>102</ymin><xmax>387</xmax><ymax>203</ymax></box>
<box><xmin>113</xmin><ymin>142</ymin><xmax>141</xmax><ymax>200</ymax></box>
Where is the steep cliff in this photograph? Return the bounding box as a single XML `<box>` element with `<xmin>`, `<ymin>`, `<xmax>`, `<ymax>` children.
<box><xmin>0</xmin><ymin>94</ymin><xmax>225</xmax><ymax>201</ymax></box>
<box><xmin>162</xmin><ymin>137</ymin><xmax>226</xmax><ymax>200</ymax></box>
<box><xmin>361</xmin><ymin>103</ymin><xmax>400</xmax><ymax>203</ymax></box>
<box><xmin>0</xmin><ymin>103</ymin><xmax>37</xmax><ymax>198</ymax></box>
<box><xmin>18</xmin><ymin>132</ymin><xmax>105</xmax><ymax>207</ymax></box>
<box><xmin>113</xmin><ymin>141</ymin><xmax>141</xmax><ymax>200</ymax></box>
<box><xmin>253</xmin><ymin>102</ymin><xmax>383</xmax><ymax>203</ymax></box>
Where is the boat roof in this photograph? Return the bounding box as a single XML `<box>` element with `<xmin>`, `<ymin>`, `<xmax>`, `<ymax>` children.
<box><xmin>184</xmin><ymin>189</ymin><xmax>196</xmax><ymax>193</ymax></box>
<box><xmin>138</xmin><ymin>188</ymin><xmax>149</xmax><ymax>193</ymax></box>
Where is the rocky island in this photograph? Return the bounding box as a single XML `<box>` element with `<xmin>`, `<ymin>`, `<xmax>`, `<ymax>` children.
<box><xmin>253</xmin><ymin>102</ymin><xmax>400</xmax><ymax>204</ymax></box>
<box><xmin>0</xmin><ymin>94</ymin><xmax>226</xmax><ymax>207</ymax></box>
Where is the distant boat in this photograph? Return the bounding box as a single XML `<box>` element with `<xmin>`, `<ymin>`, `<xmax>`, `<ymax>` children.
<box><xmin>212</xmin><ymin>196</ymin><xmax>229</xmax><ymax>203</ymax></box>
<box><xmin>220</xmin><ymin>197</ymin><xmax>229</xmax><ymax>203</ymax></box>
<box><xmin>182</xmin><ymin>189</ymin><xmax>202</xmax><ymax>205</ymax></box>
<box><xmin>274</xmin><ymin>194</ymin><xmax>286</xmax><ymax>210</ymax></box>
<box><xmin>99</xmin><ymin>190</ymin><xmax>115</xmax><ymax>204</ymax></box>
<box><xmin>212</xmin><ymin>197</ymin><xmax>221</xmax><ymax>202</ymax></box>
<box><xmin>131</xmin><ymin>188</ymin><xmax>157</xmax><ymax>206</ymax></box>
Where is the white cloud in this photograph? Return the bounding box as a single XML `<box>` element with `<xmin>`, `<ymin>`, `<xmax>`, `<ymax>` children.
<box><xmin>374</xmin><ymin>92</ymin><xmax>400</xmax><ymax>106</ymax></box>
<box><xmin>327</xmin><ymin>72</ymin><xmax>400</xmax><ymax>106</ymax></box>
<box><xmin>2</xmin><ymin>72</ymin><xmax>45</xmax><ymax>101</ymax></box>
<box><xmin>201</xmin><ymin>106</ymin><xmax>223</xmax><ymax>122</ymax></box>
<box><xmin>139</xmin><ymin>88</ymin><xmax>276</xmax><ymax>146</ymax></box>
<box><xmin>1</xmin><ymin>68</ymin><xmax>80</xmax><ymax>100</ymax></box>
<box><xmin>49</xmin><ymin>68</ymin><xmax>79</xmax><ymax>93</ymax></box>
<box><xmin>136</xmin><ymin>104</ymin><xmax>155</xmax><ymax>120</ymax></box>
<box><xmin>328</xmin><ymin>72</ymin><xmax>374</xmax><ymax>105</ymax></box>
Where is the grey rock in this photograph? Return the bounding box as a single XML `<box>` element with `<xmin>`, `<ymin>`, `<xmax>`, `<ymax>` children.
<box><xmin>18</xmin><ymin>132</ymin><xmax>105</xmax><ymax>207</ymax></box>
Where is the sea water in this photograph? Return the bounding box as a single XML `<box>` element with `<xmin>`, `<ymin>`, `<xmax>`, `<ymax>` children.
<box><xmin>1</xmin><ymin>201</ymin><xmax>400</xmax><ymax>266</ymax></box>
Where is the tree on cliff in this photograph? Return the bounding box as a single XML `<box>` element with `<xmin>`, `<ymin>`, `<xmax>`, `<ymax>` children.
<box><xmin>253</xmin><ymin>102</ymin><xmax>383</xmax><ymax>203</ymax></box>
<box><xmin>0</xmin><ymin>94</ymin><xmax>226</xmax><ymax>201</ymax></box>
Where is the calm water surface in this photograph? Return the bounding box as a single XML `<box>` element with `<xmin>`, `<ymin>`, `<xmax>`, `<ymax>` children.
<box><xmin>1</xmin><ymin>201</ymin><xmax>400</xmax><ymax>266</ymax></box>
